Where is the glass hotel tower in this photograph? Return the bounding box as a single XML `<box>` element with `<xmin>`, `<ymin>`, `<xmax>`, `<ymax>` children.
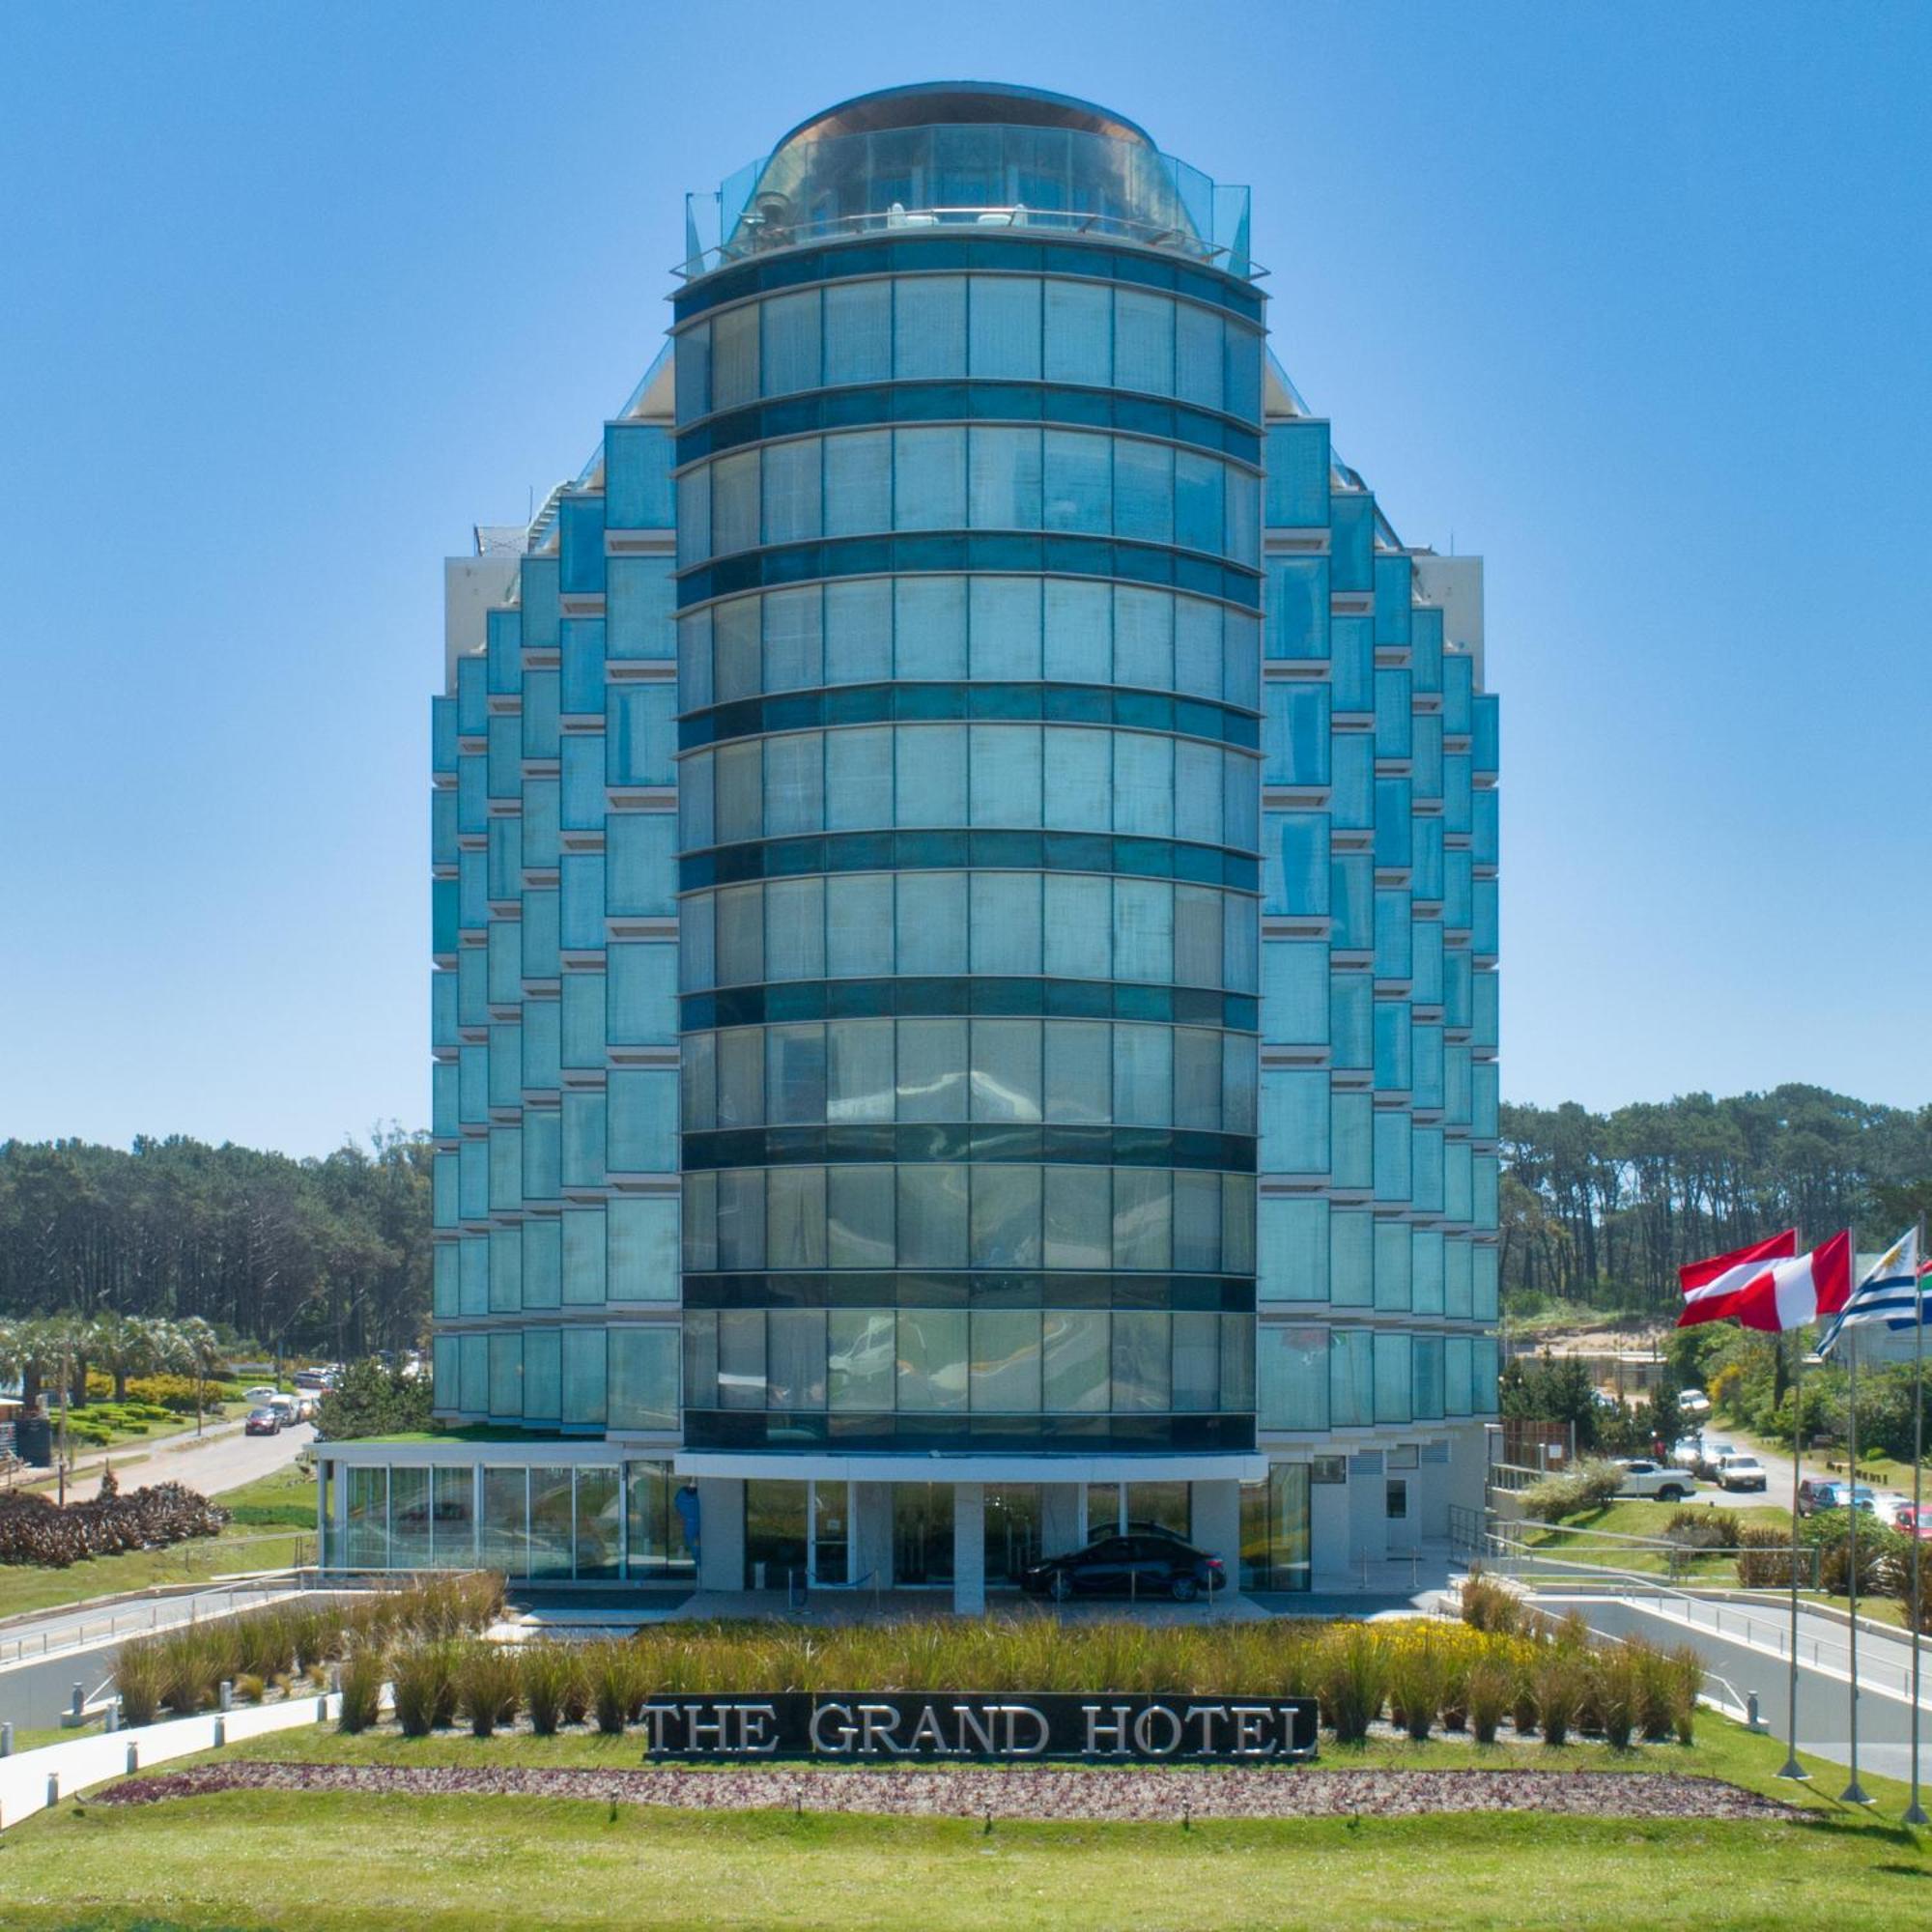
<box><xmin>316</xmin><ymin>84</ymin><xmax>1502</xmax><ymax>1606</ymax></box>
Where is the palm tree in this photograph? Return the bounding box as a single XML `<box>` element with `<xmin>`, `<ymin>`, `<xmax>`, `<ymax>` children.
<box><xmin>88</xmin><ymin>1311</ymin><xmax>159</xmax><ymax>1404</ymax></box>
<box><xmin>172</xmin><ymin>1318</ymin><xmax>225</xmax><ymax>1435</ymax></box>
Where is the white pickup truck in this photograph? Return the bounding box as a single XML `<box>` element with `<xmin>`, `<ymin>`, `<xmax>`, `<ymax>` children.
<box><xmin>1612</xmin><ymin>1458</ymin><xmax>1696</xmax><ymax>1503</ymax></box>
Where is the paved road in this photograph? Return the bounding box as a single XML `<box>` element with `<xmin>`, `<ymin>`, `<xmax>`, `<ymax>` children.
<box><xmin>58</xmin><ymin>1420</ymin><xmax>315</xmax><ymax>1505</ymax></box>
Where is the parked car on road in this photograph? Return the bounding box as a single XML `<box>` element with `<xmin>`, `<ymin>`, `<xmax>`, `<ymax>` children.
<box><xmin>243</xmin><ymin>1406</ymin><xmax>282</xmax><ymax>1436</ymax></box>
<box><xmin>1796</xmin><ymin>1478</ymin><xmax>1842</xmax><ymax>1517</ymax></box>
<box><xmin>242</xmin><ymin>1385</ymin><xmax>279</xmax><ymax>1406</ymax></box>
<box><xmin>1890</xmin><ymin>1501</ymin><xmax>1932</xmax><ymax>1540</ymax></box>
<box><xmin>1022</xmin><ymin>1533</ymin><xmax>1228</xmax><ymax>1604</ymax></box>
<box><xmin>1869</xmin><ymin>1492</ymin><xmax>1918</xmax><ymax>1529</ymax></box>
<box><xmin>1669</xmin><ymin>1437</ymin><xmax>1705</xmax><ymax>1472</ymax></box>
<box><xmin>1677</xmin><ymin>1388</ymin><xmax>1712</xmax><ymax>1420</ymax></box>
<box><xmin>1716</xmin><ymin>1454</ymin><xmax>1768</xmax><ymax>1492</ymax></box>
<box><xmin>1612</xmin><ymin>1459</ymin><xmax>1695</xmax><ymax>1503</ymax></box>
<box><xmin>1690</xmin><ymin>1439</ymin><xmax>1738</xmax><ymax>1479</ymax></box>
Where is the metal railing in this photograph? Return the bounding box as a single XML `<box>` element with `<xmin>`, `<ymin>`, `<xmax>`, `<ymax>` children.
<box><xmin>677</xmin><ymin>204</ymin><xmax>1262</xmax><ymax>280</ymax></box>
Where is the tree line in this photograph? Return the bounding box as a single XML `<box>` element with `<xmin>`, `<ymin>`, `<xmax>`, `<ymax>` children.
<box><xmin>1500</xmin><ymin>1084</ymin><xmax>1932</xmax><ymax>1315</ymax></box>
<box><xmin>0</xmin><ymin>1131</ymin><xmax>434</xmax><ymax>1362</ymax></box>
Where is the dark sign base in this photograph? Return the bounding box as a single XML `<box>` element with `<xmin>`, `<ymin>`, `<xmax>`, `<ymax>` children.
<box><xmin>639</xmin><ymin>1693</ymin><xmax>1319</xmax><ymax>1764</ymax></box>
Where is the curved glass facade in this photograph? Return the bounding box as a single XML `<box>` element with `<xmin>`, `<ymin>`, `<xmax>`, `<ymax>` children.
<box><xmin>404</xmin><ymin>84</ymin><xmax>1499</xmax><ymax>1603</ymax></box>
<box><xmin>673</xmin><ymin>237</ymin><xmax>1264</xmax><ymax>1454</ymax></box>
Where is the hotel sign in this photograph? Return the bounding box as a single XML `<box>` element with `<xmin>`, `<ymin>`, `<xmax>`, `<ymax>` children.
<box><xmin>639</xmin><ymin>1693</ymin><xmax>1318</xmax><ymax>1763</ymax></box>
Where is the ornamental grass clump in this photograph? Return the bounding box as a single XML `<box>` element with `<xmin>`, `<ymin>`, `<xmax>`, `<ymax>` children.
<box><xmin>1666</xmin><ymin>1644</ymin><xmax>1704</xmax><ymax>1745</ymax></box>
<box><xmin>1590</xmin><ymin>1645</ymin><xmax>1641</xmax><ymax>1751</ymax></box>
<box><xmin>390</xmin><ymin>1637</ymin><xmax>461</xmax><ymax>1737</ymax></box>
<box><xmin>1458</xmin><ymin>1572</ymin><xmax>1526</xmax><ymax>1636</ymax></box>
<box><xmin>1531</xmin><ymin>1650</ymin><xmax>1584</xmax><ymax>1747</ymax></box>
<box><xmin>1315</xmin><ymin>1625</ymin><xmax>1387</xmax><ymax>1745</ymax></box>
<box><xmin>1385</xmin><ymin>1629</ymin><xmax>1449</xmax><ymax>1742</ymax></box>
<box><xmin>113</xmin><ymin>1640</ymin><xmax>166</xmax><ymax>1728</ymax></box>
<box><xmin>587</xmin><ymin>1641</ymin><xmax>648</xmax><ymax>1736</ymax></box>
<box><xmin>1464</xmin><ymin>1658</ymin><xmax>1513</xmax><ymax>1745</ymax></box>
<box><xmin>519</xmin><ymin>1642</ymin><xmax>583</xmax><ymax>1737</ymax></box>
<box><xmin>337</xmin><ymin>1647</ymin><xmax>384</xmax><ymax>1735</ymax></box>
<box><xmin>456</xmin><ymin>1641</ymin><xmax>522</xmax><ymax>1739</ymax></box>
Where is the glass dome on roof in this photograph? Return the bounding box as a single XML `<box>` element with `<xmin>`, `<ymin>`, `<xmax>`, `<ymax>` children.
<box><xmin>683</xmin><ymin>81</ymin><xmax>1253</xmax><ymax>279</ymax></box>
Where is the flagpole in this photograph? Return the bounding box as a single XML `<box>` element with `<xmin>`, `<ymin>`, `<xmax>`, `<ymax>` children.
<box><xmin>1841</xmin><ymin>1238</ymin><xmax>1871</xmax><ymax>1804</ymax></box>
<box><xmin>1778</xmin><ymin>1326</ymin><xmax>1807</xmax><ymax>1778</ymax></box>
<box><xmin>1906</xmin><ymin>1211</ymin><xmax>1927</xmax><ymax>1829</ymax></box>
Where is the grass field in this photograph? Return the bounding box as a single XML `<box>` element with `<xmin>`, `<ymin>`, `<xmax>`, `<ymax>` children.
<box><xmin>0</xmin><ymin>1710</ymin><xmax>1922</xmax><ymax>1930</ymax></box>
<box><xmin>0</xmin><ymin>1725</ymin><xmax>1926</xmax><ymax>1931</ymax></box>
<box><xmin>1524</xmin><ymin>1498</ymin><xmax>1790</xmax><ymax>1577</ymax></box>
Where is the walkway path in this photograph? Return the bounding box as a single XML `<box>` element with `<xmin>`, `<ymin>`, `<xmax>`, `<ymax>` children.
<box><xmin>58</xmin><ymin>1419</ymin><xmax>314</xmax><ymax>1505</ymax></box>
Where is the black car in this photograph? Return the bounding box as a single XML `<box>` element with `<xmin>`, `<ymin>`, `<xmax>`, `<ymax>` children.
<box><xmin>1021</xmin><ymin>1533</ymin><xmax>1228</xmax><ymax>1604</ymax></box>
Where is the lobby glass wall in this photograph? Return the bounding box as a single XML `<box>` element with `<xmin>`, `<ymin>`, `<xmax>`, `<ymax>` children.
<box><xmin>323</xmin><ymin>1460</ymin><xmax>695</xmax><ymax>1581</ymax></box>
<box><xmin>1238</xmin><ymin>1463</ymin><xmax>1311</xmax><ymax>1592</ymax></box>
<box><xmin>674</xmin><ymin>249</ymin><xmax>1264</xmax><ymax>1463</ymax></box>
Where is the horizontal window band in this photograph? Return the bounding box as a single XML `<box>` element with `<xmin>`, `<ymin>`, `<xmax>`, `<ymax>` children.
<box><xmin>680</xmin><ymin>680</ymin><xmax>1261</xmax><ymax>753</ymax></box>
<box><xmin>673</xmin><ymin>234</ymin><xmax>1266</xmax><ymax>328</ymax></box>
<box><xmin>681</xmin><ymin>1272</ymin><xmax>1255</xmax><ymax>1311</ymax></box>
<box><xmin>676</xmin><ymin>382</ymin><xmax>1262</xmax><ymax>469</ymax></box>
<box><xmin>679</xmin><ymin>1124</ymin><xmax>1256</xmax><ymax>1173</ymax></box>
<box><xmin>680</xmin><ymin>978</ymin><xmax>1258</xmax><ymax>1032</ymax></box>
<box><xmin>675</xmin><ymin>534</ymin><xmax>1262</xmax><ymax>611</ymax></box>
<box><xmin>682</xmin><ymin>1409</ymin><xmax>1258</xmax><ymax>1453</ymax></box>
<box><xmin>681</xmin><ymin>830</ymin><xmax>1262</xmax><ymax>893</ymax></box>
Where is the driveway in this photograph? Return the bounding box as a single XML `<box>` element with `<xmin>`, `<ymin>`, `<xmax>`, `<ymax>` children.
<box><xmin>59</xmin><ymin>1421</ymin><xmax>315</xmax><ymax>1504</ymax></box>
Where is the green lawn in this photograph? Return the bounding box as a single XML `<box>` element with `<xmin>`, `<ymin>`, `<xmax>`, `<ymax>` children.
<box><xmin>0</xmin><ymin>1720</ymin><xmax>1925</xmax><ymax>1932</ymax></box>
<box><xmin>1524</xmin><ymin>1498</ymin><xmax>1790</xmax><ymax>1577</ymax></box>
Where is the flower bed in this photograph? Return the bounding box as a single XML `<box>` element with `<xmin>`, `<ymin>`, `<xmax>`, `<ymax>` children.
<box><xmin>93</xmin><ymin>1759</ymin><xmax>1797</xmax><ymax>1822</ymax></box>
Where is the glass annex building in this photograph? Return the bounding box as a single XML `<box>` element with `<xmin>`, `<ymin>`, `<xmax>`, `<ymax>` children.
<box><xmin>317</xmin><ymin>84</ymin><xmax>1501</xmax><ymax>1607</ymax></box>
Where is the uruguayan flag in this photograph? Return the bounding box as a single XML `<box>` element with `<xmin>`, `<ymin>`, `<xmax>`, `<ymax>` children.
<box><xmin>1817</xmin><ymin>1227</ymin><xmax>1926</xmax><ymax>1362</ymax></box>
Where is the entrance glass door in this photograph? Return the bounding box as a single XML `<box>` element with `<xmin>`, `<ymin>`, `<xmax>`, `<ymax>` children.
<box><xmin>893</xmin><ymin>1482</ymin><xmax>954</xmax><ymax>1586</ymax></box>
<box><xmin>744</xmin><ymin>1479</ymin><xmax>809</xmax><ymax>1591</ymax></box>
<box><xmin>983</xmin><ymin>1485</ymin><xmax>1040</xmax><ymax>1585</ymax></box>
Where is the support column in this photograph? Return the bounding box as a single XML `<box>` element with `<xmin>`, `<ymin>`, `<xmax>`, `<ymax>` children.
<box><xmin>1039</xmin><ymin>1483</ymin><xmax>1084</xmax><ymax>1557</ymax></box>
<box><xmin>1190</xmin><ymin>1479</ymin><xmax>1241</xmax><ymax>1587</ymax></box>
<box><xmin>696</xmin><ymin>1478</ymin><xmax>744</xmax><ymax>1595</ymax></box>
<box><xmin>852</xmin><ymin>1482</ymin><xmax>894</xmax><ymax>1593</ymax></box>
<box><xmin>952</xmin><ymin>1484</ymin><xmax>986</xmax><ymax>1615</ymax></box>
<box><xmin>1309</xmin><ymin>1468</ymin><xmax>1351</xmax><ymax>1592</ymax></box>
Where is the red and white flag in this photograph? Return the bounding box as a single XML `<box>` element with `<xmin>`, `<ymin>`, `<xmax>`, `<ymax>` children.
<box><xmin>1677</xmin><ymin>1229</ymin><xmax>1854</xmax><ymax>1332</ymax></box>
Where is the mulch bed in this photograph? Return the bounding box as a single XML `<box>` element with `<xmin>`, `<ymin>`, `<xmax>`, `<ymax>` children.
<box><xmin>92</xmin><ymin>1761</ymin><xmax>1797</xmax><ymax>1822</ymax></box>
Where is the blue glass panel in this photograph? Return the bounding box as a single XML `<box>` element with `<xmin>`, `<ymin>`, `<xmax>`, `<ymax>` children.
<box><xmin>1373</xmin><ymin>1331</ymin><xmax>1411</xmax><ymax>1424</ymax></box>
<box><xmin>1329</xmin><ymin>972</ymin><xmax>1372</xmax><ymax>1070</ymax></box>
<box><xmin>1260</xmin><ymin>1068</ymin><xmax>1327</xmax><ymax>1173</ymax></box>
<box><xmin>558</xmin><ymin>494</ymin><xmax>607</xmax><ymax>596</ymax></box>
<box><xmin>520</xmin><ymin>554</ymin><xmax>561</xmax><ymax>653</ymax></box>
<box><xmin>609</xmin><ymin>1325</ymin><xmax>680</xmax><ymax>1427</ymax></box>
<box><xmin>1327</xmin><ymin>494</ymin><xmax>1374</xmax><ymax>592</ymax></box>
<box><xmin>523</xmin><ymin>1328</ymin><xmax>562</xmax><ymax>1423</ymax></box>
<box><xmin>559</xmin><ymin>852</ymin><xmax>606</xmax><ymax>952</ymax></box>
<box><xmin>607</xmin><ymin>812</ymin><xmax>679</xmax><ymax>917</ymax></box>
<box><xmin>1330</xmin><ymin>734</ymin><xmax>1373</xmax><ymax>829</ymax></box>
<box><xmin>562</xmin><ymin>1326</ymin><xmax>608</xmax><ymax>1426</ymax></box>
<box><xmin>487</xmin><ymin>1022</ymin><xmax>522</xmax><ymax>1108</ymax></box>
<box><xmin>608</xmin><ymin>1067</ymin><xmax>678</xmax><ymax>1173</ymax></box>
<box><xmin>1444</xmin><ymin>1236</ymin><xmax>1472</xmax><ymax>1319</ymax></box>
<box><xmin>1373</xmin><ymin>779</ymin><xmax>1412</xmax><ymax>869</ymax></box>
<box><xmin>1373</xmin><ymin>669</ymin><xmax>1412</xmax><ymax>760</ymax></box>
<box><xmin>1329</xmin><ymin>1205</ymin><xmax>1372</xmax><ymax>1305</ymax></box>
<box><xmin>486</xmin><ymin>716</ymin><xmax>520</xmax><ymax>799</ymax></box>
<box><xmin>1329</xmin><ymin>1329</ymin><xmax>1374</xmax><ymax>1427</ymax></box>
<box><xmin>458</xmin><ymin>655</ymin><xmax>489</xmax><ymax>736</ymax></box>
<box><xmin>432</xmin><ymin>696</ymin><xmax>458</xmax><ymax>775</ymax></box>
<box><xmin>561</xmin><ymin>970</ymin><xmax>605</xmax><ymax>1068</ymax></box>
<box><xmin>608</xmin><ymin>556</ymin><xmax>676</xmax><ymax>661</ymax></box>
<box><xmin>1472</xmin><ymin>694</ymin><xmax>1499</xmax><ymax>776</ymax></box>
<box><xmin>1329</xmin><ymin>853</ymin><xmax>1372</xmax><ymax>951</ymax></box>
<box><xmin>1257</xmin><ymin>1323</ymin><xmax>1328</xmax><ymax>1429</ymax></box>
<box><xmin>560</xmin><ymin>618</ymin><xmax>605</xmax><ymax>716</ymax></box>
<box><xmin>1373</xmin><ymin>889</ymin><xmax>1411</xmax><ymax>981</ymax></box>
<box><xmin>1264</xmin><ymin>683</ymin><xmax>1329</xmax><ymax>786</ymax></box>
<box><xmin>607</xmin><ymin>686</ymin><xmax>677</xmax><ymax>786</ymax></box>
<box><xmin>487</xmin><ymin>609</ymin><xmax>522</xmax><ymax>696</ymax></box>
<box><xmin>1263</xmin><ymin>810</ymin><xmax>1327</xmax><ymax>916</ymax></box>
<box><xmin>1373</xmin><ymin>553</ymin><xmax>1412</xmax><ymax>647</ymax></box>
<box><xmin>1473</xmin><ymin>968</ymin><xmax>1498</xmax><ymax>1048</ymax></box>
<box><xmin>1372</xmin><ymin>1108</ymin><xmax>1411</xmax><ymax>1201</ymax></box>
<box><xmin>1258</xmin><ymin>1196</ymin><xmax>1327</xmax><ymax>1303</ymax></box>
<box><xmin>1410</xmin><ymin>604</ymin><xmax>1442</xmax><ymax>695</ymax></box>
<box><xmin>1441</xmin><ymin>650</ymin><xmax>1473</xmax><ymax>736</ymax></box>
<box><xmin>432</xmin><ymin>969</ymin><xmax>459</xmax><ymax>1049</ymax></box>
<box><xmin>1262</xmin><ymin>940</ymin><xmax>1327</xmax><ymax>1046</ymax></box>
<box><xmin>1411</xmin><ymin>1020</ymin><xmax>1444</xmax><ymax>1111</ymax></box>
<box><xmin>609</xmin><ymin>1201</ymin><xmax>680</xmax><ymax>1305</ymax></box>
<box><xmin>524</xmin><ymin>1219</ymin><xmax>562</xmax><ymax>1309</ymax></box>
<box><xmin>1264</xmin><ymin>421</ymin><xmax>1329</xmax><ymax>527</ymax></box>
<box><xmin>458</xmin><ymin>1233</ymin><xmax>488</xmax><ymax>1313</ymax></box>
<box><xmin>1330</xmin><ymin>614</ymin><xmax>1372</xmax><ymax>714</ymax></box>
<box><xmin>562</xmin><ymin>1090</ymin><xmax>606</xmax><ymax>1190</ymax></box>
<box><xmin>563</xmin><ymin>1207</ymin><xmax>608</xmax><ymax>1306</ymax></box>
<box><xmin>522</xmin><ymin>889</ymin><xmax>560</xmax><ymax>980</ymax></box>
<box><xmin>1372</xmin><ymin>1001</ymin><xmax>1411</xmax><ymax>1092</ymax></box>
<box><xmin>560</xmin><ymin>735</ymin><xmax>603</xmax><ymax>831</ymax></box>
<box><xmin>1373</xmin><ymin>1219</ymin><xmax>1410</xmax><ymax>1311</ymax></box>
<box><xmin>607</xmin><ymin>424</ymin><xmax>676</xmax><ymax>528</ymax></box>
<box><xmin>433</xmin><ymin>875</ymin><xmax>459</xmax><ymax>954</ymax></box>
<box><xmin>1411</xmin><ymin>713</ymin><xmax>1443</xmax><ymax>801</ymax></box>
<box><xmin>1412</xmin><ymin>1229</ymin><xmax>1445</xmax><ymax>1316</ymax></box>
<box><xmin>522</xmin><ymin>669</ymin><xmax>560</xmax><ymax>760</ymax></box>
<box><xmin>609</xmin><ymin>942</ymin><xmax>677</xmax><ymax>1045</ymax></box>
<box><xmin>1264</xmin><ymin>558</ymin><xmax>1328</xmax><ymax>660</ymax></box>
<box><xmin>523</xmin><ymin>1106</ymin><xmax>561</xmax><ymax>1203</ymax></box>
<box><xmin>1412</xmin><ymin>1125</ymin><xmax>1445</xmax><ymax>1213</ymax></box>
<box><xmin>489</xmin><ymin>1125</ymin><xmax>523</xmax><ymax>1212</ymax></box>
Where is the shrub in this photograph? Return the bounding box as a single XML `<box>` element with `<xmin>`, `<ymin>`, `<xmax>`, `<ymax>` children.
<box><xmin>1464</xmin><ymin>1659</ymin><xmax>1512</xmax><ymax>1745</ymax></box>
<box><xmin>124</xmin><ymin>1374</ymin><xmax>213</xmax><ymax>1416</ymax></box>
<box><xmin>520</xmin><ymin>1642</ymin><xmax>582</xmax><ymax>1737</ymax></box>
<box><xmin>0</xmin><ymin>1481</ymin><xmax>227</xmax><ymax>1569</ymax></box>
<box><xmin>1314</xmin><ymin>1625</ymin><xmax>1387</xmax><ymax>1745</ymax></box>
<box><xmin>114</xmin><ymin>1640</ymin><xmax>166</xmax><ymax>1727</ymax></box>
<box><xmin>1633</xmin><ymin>1643</ymin><xmax>1677</xmax><ymax>1742</ymax></box>
<box><xmin>338</xmin><ymin>1647</ymin><xmax>384</xmax><ymax>1734</ymax></box>
<box><xmin>233</xmin><ymin>1672</ymin><xmax>266</xmax><ymax>1705</ymax></box>
<box><xmin>587</xmin><ymin>1640</ymin><xmax>648</xmax><ymax>1736</ymax></box>
<box><xmin>1804</xmin><ymin>1515</ymin><xmax>1909</xmax><ymax>1597</ymax></box>
<box><xmin>1734</xmin><ymin>1525</ymin><xmax>1804</xmax><ymax>1589</ymax></box>
<box><xmin>456</xmin><ymin>1642</ymin><xmax>522</xmax><ymax>1738</ymax></box>
<box><xmin>1519</xmin><ymin>1459</ymin><xmax>1626</xmax><ymax>1524</ymax></box>
<box><xmin>1458</xmin><ymin>1573</ymin><xmax>1526</xmax><ymax>1635</ymax></box>
<box><xmin>1664</xmin><ymin>1509</ymin><xmax>1730</xmax><ymax>1551</ymax></box>
<box><xmin>391</xmin><ymin>1638</ymin><xmax>461</xmax><ymax>1737</ymax></box>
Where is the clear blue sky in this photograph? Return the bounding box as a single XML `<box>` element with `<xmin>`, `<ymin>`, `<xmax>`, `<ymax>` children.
<box><xmin>3</xmin><ymin>1</ymin><xmax>1927</xmax><ymax>1159</ymax></box>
